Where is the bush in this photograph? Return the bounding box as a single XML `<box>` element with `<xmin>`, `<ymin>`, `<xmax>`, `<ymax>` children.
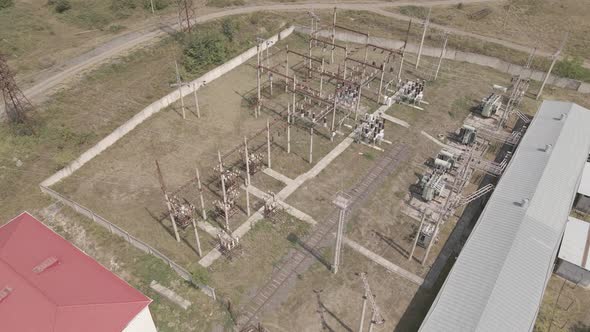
<box><xmin>111</xmin><ymin>0</ymin><xmax>137</xmax><ymax>11</ymax></box>
<box><xmin>555</xmin><ymin>56</ymin><xmax>590</xmax><ymax>83</ymax></box>
<box><xmin>399</xmin><ymin>5</ymin><xmax>429</xmax><ymax>19</ymax></box>
<box><xmin>182</xmin><ymin>31</ymin><xmax>228</xmax><ymax>73</ymax></box>
<box><xmin>221</xmin><ymin>18</ymin><xmax>238</xmax><ymax>42</ymax></box>
<box><xmin>0</xmin><ymin>0</ymin><xmax>14</xmax><ymax>10</ymax></box>
<box><xmin>54</xmin><ymin>0</ymin><xmax>71</xmax><ymax>13</ymax></box>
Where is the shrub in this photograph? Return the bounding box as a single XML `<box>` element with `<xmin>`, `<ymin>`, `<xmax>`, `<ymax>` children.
<box><xmin>221</xmin><ymin>18</ymin><xmax>238</xmax><ymax>42</ymax></box>
<box><xmin>555</xmin><ymin>56</ymin><xmax>590</xmax><ymax>83</ymax></box>
<box><xmin>0</xmin><ymin>0</ymin><xmax>14</xmax><ymax>10</ymax></box>
<box><xmin>54</xmin><ymin>0</ymin><xmax>71</xmax><ymax>13</ymax></box>
<box><xmin>182</xmin><ymin>31</ymin><xmax>228</xmax><ymax>73</ymax></box>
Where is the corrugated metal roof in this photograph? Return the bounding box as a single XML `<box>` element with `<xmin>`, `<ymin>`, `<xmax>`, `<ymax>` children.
<box><xmin>577</xmin><ymin>163</ymin><xmax>590</xmax><ymax>196</ymax></box>
<box><xmin>419</xmin><ymin>101</ymin><xmax>590</xmax><ymax>332</ymax></box>
<box><xmin>558</xmin><ymin>216</ymin><xmax>590</xmax><ymax>270</ymax></box>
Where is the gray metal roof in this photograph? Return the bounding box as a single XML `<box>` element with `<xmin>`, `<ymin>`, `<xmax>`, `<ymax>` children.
<box><xmin>419</xmin><ymin>101</ymin><xmax>590</xmax><ymax>332</ymax></box>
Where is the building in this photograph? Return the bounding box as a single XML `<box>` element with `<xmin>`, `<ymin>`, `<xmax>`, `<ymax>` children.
<box><xmin>0</xmin><ymin>212</ymin><xmax>158</xmax><ymax>332</ymax></box>
<box><xmin>574</xmin><ymin>162</ymin><xmax>590</xmax><ymax>213</ymax></box>
<box><xmin>555</xmin><ymin>216</ymin><xmax>590</xmax><ymax>287</ymax></box>
<box><xmin>420</xmin><ymin>101</ymin><xmax>590</xmax><ymax>332</ymax></box>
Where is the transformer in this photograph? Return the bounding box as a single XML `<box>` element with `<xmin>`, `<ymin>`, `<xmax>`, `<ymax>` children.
<box><xmin>458</xmin><ymin>124</ymin><xmax>477</xmax><ymax>145</ymax></box>
<box><xmin>419</xmin><ymin>171</ymin><xmax>445</xmax><ymax>202</ymax></box>
<box><xmin>417</xmin><ymin>222</ymin><xmax>436</xmax><ymax>248</ymax></box>
<box><xmin>480</xmin><ymin>93</ymin><xmax>502</xmax><ymax>118</ymax></box>
<box><xmin>434</xmin><ymin>149</ymin><xmax>456</xmax><ymax>171</ymax></box>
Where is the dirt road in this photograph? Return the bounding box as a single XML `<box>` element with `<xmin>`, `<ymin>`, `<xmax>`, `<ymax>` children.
<box><xmin>21</xmin><ymin>0</ymin><xmax>502</xmax><ymax>106</ymax></box>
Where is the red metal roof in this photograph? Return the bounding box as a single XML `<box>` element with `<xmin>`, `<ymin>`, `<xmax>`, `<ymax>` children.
<box><xmin>0</xmin><ymin>212</ymin><xmax>151</xmax><ymax>332</ymax></box>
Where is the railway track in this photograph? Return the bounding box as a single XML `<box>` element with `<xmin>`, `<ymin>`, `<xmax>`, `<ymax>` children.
<box><xmin>236</xmin><ymin>143</ymin><xmax>410</xmax><ymax>329</ymax></box>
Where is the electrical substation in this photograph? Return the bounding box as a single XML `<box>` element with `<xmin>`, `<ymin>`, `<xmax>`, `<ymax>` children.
<box><xmin>34</xmin><ymin>5</ymin><xmax>590</xmax><ymax>331</ymax></box>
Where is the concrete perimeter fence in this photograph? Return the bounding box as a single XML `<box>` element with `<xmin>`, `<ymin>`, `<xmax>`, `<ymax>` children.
<box><xmin>295</xmin><ymin>26</ymin><xmax>590</xmax><ymax>94</ymax></box>
<box><xmin>40</xmin><ymin>25</ymin><xmax>294</xmax><ymax>187</ymax></box>
<box><xmin>40</xmin><ymin>185</ymin><xmax>218</xmax><ymax>300</ymax></box>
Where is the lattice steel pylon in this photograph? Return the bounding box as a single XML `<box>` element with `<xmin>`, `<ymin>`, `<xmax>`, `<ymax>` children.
<box><xmin>177</xmin><ymin>0</ymin><xmax>195</xmax><ymax>32</ymax></box>
<box><xmin>0</xmin><ymin>55</ymin><xmax>32</xmax><ymax>124</ymax></box>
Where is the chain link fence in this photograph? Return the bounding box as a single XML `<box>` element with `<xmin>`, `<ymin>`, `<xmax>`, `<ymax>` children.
<box><xmin>39</xmin><ymin>185</ymin><xmax>217</xmax><ymax>300</ymax></box>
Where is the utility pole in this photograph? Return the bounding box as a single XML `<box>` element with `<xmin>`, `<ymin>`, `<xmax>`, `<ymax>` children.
<box><xmin>536</xmin><ymin>33</ymin><xmax>568</xmax><ymax>100</ymax></box>
<box><xmin>0</xmin><ymin>55</ymin><xmax>33</xmax><ymax>125</ymax></box>
<box><xmin>174</xmin><ymin>61</ymin><xmax>186</xmax><ymax>120</ymax></box>
<box><xmin>287</xmin><ymin>103</ymin><xmax>291</xmax><ymax>154</ymax></box>
<box><xmin>155</xmin><ymin>160</ymin><xmax>181</xmax><ymax>242</ymax></box>
<box><xmin>285</xmin><ymin>45</ymin><xmax>289</xmax><ymax>92</ymax></box>
<box><xmin>416</xmin><ymin>8</ymin><xmax>432</xmax><ymax>69</ymax></box>
<box><xmin>195</xmin><ymin>167</ymin><xmax>207</xmax><ymax>220</ymax></box>
<box><xmin>422</xmin><ymin>215</ymin><xmax>441</xmax><ymax>266</ymax></box>
<box><xmin>244</xmin><ymin>136</ymin><xmax>251</xmax><ymax>216</ymax></box>
<box><xmin>218</xmin><ymin>150</ymin><xmax>230</xmax><ymax>231</ymax></box>
<box><xmin>331</xmin><ymin>7</ymin><xmax>337</xmax><ymax>63</ymax></box>
<box><xmin>149</xmin><ymin>0</ymin><xmax>155</xmax><ymax>14</ymax></box>
<box><xmin>408</xmin><ymin>209</ymin><xmax>427</xmax><ymax>261</ymax></box>
<box><xmin>434</xmin><ymin>32</ymin><xmax>449</xmax><ymax>80</ymax></box>
<box><xmin>266</xmin><ymin>118</ymin><xmax>272</xmax><ymax>169</ymax></box>
<box><xmin>309</xmin><ymin>127</ymin><xmax>314</xmax><ymax>164</ymax></box>
<box><xmin>332</xmin><ymin>192</ymin><xmax>351</xmax><ymax>274</ymax></box>
<box><xmin>191</xmin><ymin>212</ymin><xmax>202</xmax><ymax>257</ymax></box>
<box><xmin>193</xmin><ymin>82</ymin><xmax>201</xmax><ymax>118</ymax></box>
<box><xmin>358</xmin><ymin>272</ymin><xmax>385</xmax><ymax>331</ymax></box>
<box><xmin>399</xmin><ymin>20</ymin><xmax>412</xmax><ymax>81</ymax></box>
<box><xmin>256</xmin><ymin>44</ymin><xmax>262</xmax><ymax>118</ymax></box>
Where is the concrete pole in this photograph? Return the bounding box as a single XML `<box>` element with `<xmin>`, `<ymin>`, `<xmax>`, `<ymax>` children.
<box><xmin>218</xmin><ymin>150</ymin><xmax>230</xmax><ymax>231</ymax></box>
<box><xmin>287</xmin><ymin>104</ymin><xmax>291</xmax><ymax>154</ymax></box>
<box><xmin>358</xmin><ymin>290</ymin><xmax>368</xmax><ymax>332</ymax></box>
<box><xmin>191</xmin><ymin>217</ymin><xmax>202</xmax><ymax>257</ymax></box>
<box><xmin>149</xmin><ymin>0</ymin><xmax>154</xmax><ymax>13</ymax></box>
<box><xmin>196</xmin><ymin>168</ymin><xmax>207</xmax><ymax>221</ymax></box>
<box><xmin>354</xmin><ymin>84</ymin><xmax>362</xmax><ymax>123</ymax></box>
<box><xmin>285</xmin><ymin>45</ymin><xmax>289</xmax><ymax>92</ymax></box>
<box><xmin>422</xmin><ymin>215</ymin><xmax>441</xmax><ymax>266</ymax></box>
<box><xmin>333</xmin><ymin>207</ymin><xmax>345</xmax><ymax>274</ymax></box>
<box><xmin>266</xmin><ymin>118</ymin><xmax>272</xmax><ymax>169</ymax></box>
<box><xmin>537</xmin><ymin>33</ymin><xmax>567</xmax><ymax>100</ymax></box>
<box><xmin>193</xmin><ymin>84</ymin><xmax>201</xmax><ymax>118</ymax></box>
<box><xmin>408</xmin><ymin>209</ymin><xmax>426</xmax><ymax>261</ymax></box>
<box><xmin>331</xmin><ymin>7</ymin><xmax>337</xmax><ymax>64</ymax></box>
<box><xmin>256</xmin><ymin>45</ymin><xmax>261</xmax><ymax>118</ymax></box>
<box><xmin>416</xmin><ymin>8</ymin><xmax>432</xmax><ymax>69</ymax></box>
<box><xmin>308</xmin><ymin>39</ymin><xmax>313</xmax><ymax>78</ymax></box>
<box><xmin>175</xmin><ymin>61</ymin><xmax>186</xmax><ymax>120</ymax></box>
<box><xmin>434</xmin><ymin>33</ymin><xmax>449</xmax><ymax>81</ymax></box>
<box><xmin>269</xmin><ymin>73</ymin><xmax>273</xmax><ymax>96</ymax></box>
<box><xmin>292</xmin><ymin>75</ymin><xmax>297</xmax><ymax>110</ymax></box>
<box><xmin>319</xmin><ymin>59</ymin><xmax>325</xmax><ymax>97</ymax></box>
<box><xmin>363</xmin><ymin>34</ymin><xmax>370</xmax><ymax>63</ymax></box>
<box><xmin>378</xmin><ymin>65</ymin><xmax>385</xmax><ymax>104</ymax></box>
<box><xmin>331</xmin><ymin>88</ymin><xmax>338</xmax><ymax>135</ymax></box>
<box><xmin>309</xmin><ymin>127</ymin><xmax>314</xmax><ymax>164</ymax></box>
<box><xmin>164</xmin><ymin>194</ymin><xmax>181</xmax><ymax>242</ymax></box>
<box><xmin>368</xmin><ymin>310</ymin><xmax>377</xmax><ymax>332</ymax></box>
<box><xmin>244</xmin><ymin>137</ymin><xmax>251</xmax><ymax>186</ymax></box>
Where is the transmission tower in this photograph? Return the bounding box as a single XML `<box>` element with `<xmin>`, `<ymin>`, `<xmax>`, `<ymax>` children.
<box><xmin>177</xmin><ymin>0</ymin><xmax>195</xmax><ymax>32</ymax></box>
<box><xmin>0</xmin><ymin>55</ymin><xmax>32</xmax><ymax>124</ymax></box>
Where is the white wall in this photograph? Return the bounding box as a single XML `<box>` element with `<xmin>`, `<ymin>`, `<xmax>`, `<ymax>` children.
<box><xmin>41</xmin><ymin>26</ymin><xmax>294</xmax><ymax>187</ymax></box>
<box><xmin>123</xmin><ymin>306</ymin><xmax>158</xmax><ymax>332</ymax></box>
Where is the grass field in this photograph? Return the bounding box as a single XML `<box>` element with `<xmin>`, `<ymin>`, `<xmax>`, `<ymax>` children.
<box><xmin>390</xmin><ymin>0</ymin><xmax>590</xmax><ymax>81</ymax></box>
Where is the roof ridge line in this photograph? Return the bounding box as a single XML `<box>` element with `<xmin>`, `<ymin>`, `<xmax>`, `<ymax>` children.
<box><xmin>56</xmin><ymin>299</ymin><xmax>151</xmax><ymax>309</ymax></box>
